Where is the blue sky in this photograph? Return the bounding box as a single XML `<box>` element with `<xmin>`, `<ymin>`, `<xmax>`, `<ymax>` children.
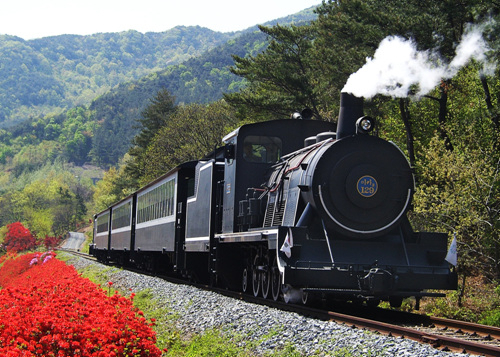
<box><xmin>0</xmin><ymin>0</ymin><xmax>322</xmax><ymax>40</ymax></box>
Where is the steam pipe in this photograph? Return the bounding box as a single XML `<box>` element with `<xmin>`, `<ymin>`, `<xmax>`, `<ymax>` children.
<box><xmin>337</xmin><ymin>92</ymin><xmax>364</xmax><ymax>139</ymax></box>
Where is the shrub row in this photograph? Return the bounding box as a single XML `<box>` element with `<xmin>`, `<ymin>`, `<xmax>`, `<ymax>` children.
<box><xmin>0</xmin><ymin>252</ymin><xmax>165</xmax><ymax>356</ymax></box>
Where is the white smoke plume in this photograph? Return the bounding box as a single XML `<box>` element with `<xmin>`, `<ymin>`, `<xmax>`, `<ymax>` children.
<box><xmin>342</xmin><ymin>23</ymin><xmax>494</xmax><ymax>99</ymax></box>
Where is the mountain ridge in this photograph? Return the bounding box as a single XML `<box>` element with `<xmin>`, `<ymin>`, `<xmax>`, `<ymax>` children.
<box><xmin>0</xmin><ymin>6</ymin><xmax>317</xmax><ymax>129</ymax></box>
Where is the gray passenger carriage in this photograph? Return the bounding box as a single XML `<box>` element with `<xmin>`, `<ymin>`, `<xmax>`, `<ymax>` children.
<box><xmin>91</xmin><ymin>195</ymin><xmax>135</xmax><ymax>264</ymax></box>
<box><xmin>132</xmin><ymin>161</ymin><xmax>196</xmax><ymax>271</ymax></box>
<box><xmin>91</xmin><ymin>161</ymin><xmax>197</xmax><ymax>272</ymax></box>
<box><xmin>108</xmin><ymin>196</ymin><xmax>134</xmax><ymax>265</ymax></box>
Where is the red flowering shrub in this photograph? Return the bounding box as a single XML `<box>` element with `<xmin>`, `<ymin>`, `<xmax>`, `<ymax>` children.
<box><xmin>0</xmin><ymin>252</ymin><xmax>60</xmax><ymax>288</ymax></box>
<box><xmin>44</xmin><ymin>235</ymin><xmax>62</xmax><ymax>250</ymax></box>
<box><xmin>0</xmin><ymin>253</ymin><xmax>163</xmax><ymax>356</ymax></box>
<box><xmin>2</xmin><ymin>222</ymin><xmax>38</xmax><ymax>253</ymax></box>
<box><xmin>0</xmin><ymin>252</ymin><xmax>16</xmax><ymax>266</ymax></box>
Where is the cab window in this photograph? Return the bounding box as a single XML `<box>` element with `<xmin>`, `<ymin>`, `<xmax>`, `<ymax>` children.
<box><xmin>242</xmin><ymin>136</ymin><xmax>282</xmax><ymax>163</ymax></box>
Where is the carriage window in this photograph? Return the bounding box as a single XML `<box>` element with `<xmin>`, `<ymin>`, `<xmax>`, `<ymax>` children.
<box><xmin>242</xmin><ymin>136</ymin><xmax>282</xmax><ymax>163</ymax></box>
<box><xmin>96</xmin><ymin>213</ymin><xmax>109</xmax><ymax>233</ymax></box>
<box><xmin>112</xmin><ymin>202</ymin><xmax>131</xmax><ymax>230</ymax></box>
<box><xmin>137</xmin><ymin>178</ymin><xmax>175</xmax><ymax>224</ymax></box>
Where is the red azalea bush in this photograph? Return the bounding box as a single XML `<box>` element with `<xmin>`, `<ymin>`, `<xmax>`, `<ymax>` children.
<box><xmin>44</xmin><ymin>235</ymin><xmax>62</xmax><ymax>250</ymax></box>
<box><xmin>2</xmin><ymin>222</ymin><xmax>38</xmax><ymax>253</ymax></box>
<box><xmin>0</xmin><ymin>253</ymin><xmax>38</xmax><ymax>288</ymax></box>
<box><xmin>0</xmin><ymin>252</ymin><xmax>16</xmax><ymax>266</ymax></box>
<box><xmin>0</xmin><ymin>253</ymin><xmax>163</xmax><ymax>356</ymax></box>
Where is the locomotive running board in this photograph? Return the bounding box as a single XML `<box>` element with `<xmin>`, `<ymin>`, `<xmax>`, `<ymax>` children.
<box><xmin>216</xmin><ymin>229</ymin><xmax>279</xmax><ymax>245</ymax></box>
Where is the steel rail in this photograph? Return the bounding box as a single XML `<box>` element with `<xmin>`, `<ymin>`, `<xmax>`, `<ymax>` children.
<box><xmin>322</xmin><ymin>309</ymin><xmax>500</xmax><ymax>357</ymax></box>
<box><xmin>427</xmin><ymin>315</ymin><xmax>500</xmax><ymax>341</ymax></box>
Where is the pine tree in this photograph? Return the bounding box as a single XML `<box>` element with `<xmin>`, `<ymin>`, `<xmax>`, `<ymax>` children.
<box><xmin>126</xmin><ymin>89</ymin><xmax>177</xmax><ymax>183</ymax></box>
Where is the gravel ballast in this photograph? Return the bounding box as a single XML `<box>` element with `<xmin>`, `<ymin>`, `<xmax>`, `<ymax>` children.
<box><xmin>66</xmin><ymin>255</ymin><xmax>469</xmax><ymax>357</ymax></box>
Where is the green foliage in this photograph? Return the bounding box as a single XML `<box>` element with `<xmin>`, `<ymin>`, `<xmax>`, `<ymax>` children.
<box><xmin>413</xmin><ymin>134</ymin><xmax>498</xmax><ymax>272</ymax></box>
<box><xmin>125</xmin><ymin>89</ymin><xmax>177</xmax><ymax>184</ymax></box>
<box><xmin>411</xmin><ymin>65</ymin><xmax>500</xmax><ymax>279</ymax></box>
<box><xmin>91</xmin><ymin>155</ymin><xmax>136</xmax><ymax>213</ymax></box>
<box><xmin>141</xmin><ymin>100</ymin><xmax>239</xmax><ymax>184</ymax></box>
<box><xmin>420</xmin><ymin>277</ymin><xmax>500</xmax><ymax>326</ymax></box>
<box><xmin>227</xmin><ymin>24</ymin><xmax>323</xmax><ymax>121</ymax></box>
<box><xmin>480</xmin><ymin>308</ymin><xmax>500</xmax><ymax>327</ymax></box>
<box><xmin>0</xmin><ymin>226</ymin><xmax>7</xmax><ymax>246</ymax></box>
<box><xmin>136</xmin><ymin>90</ymin><xmax>178</xmax><ymax>151</ymax></box>
<box><xmin>0</xmin><ymin>163</ymin><xmax>94</xmax><ymax>236</ymax></box>
<box><xmin>0</xmin><ymin>28</ymin><xmax>235</xmax><ymax>128</ymax></box>
<box><xmin>0</xmin><ymin>144</ymin><xmax>13</xmax><ymax>164</ymax></box>
<box><xmin>92</xmin><ymin>167</ymin><xmax>122</xmax><ymax>213</ymax></box>
<box><xmin>10</xmin><ymin>141</ymin><xmax>60</xmax><ymax>175</ymax></box>
<box><xmin>1</xmin><ymin>105</ymin><xmax>95</xmax><ymax>172</ymax></box>
<box><xmin>169</xmin><ymin>329</ymin><xmax>246</xmax><ymax>357</ymax></box>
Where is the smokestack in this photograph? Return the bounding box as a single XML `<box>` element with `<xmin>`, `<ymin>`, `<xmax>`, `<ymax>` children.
<box><xmin>337</xmin><ymin>92</ymin><xmax>364</xmax><ymax>139</ymax></box>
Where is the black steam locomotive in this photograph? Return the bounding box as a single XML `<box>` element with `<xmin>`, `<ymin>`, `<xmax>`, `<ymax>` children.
<box><xmin>90</xmin><ymin>93</ymin><xmax>457</xmax><ymax>307</ymax></box>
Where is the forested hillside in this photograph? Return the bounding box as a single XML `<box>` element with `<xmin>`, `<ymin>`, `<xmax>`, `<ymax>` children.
<box><xmin>89</xmin><ymin>29</ymin><xmax>267</xmax><ymax>166</ymax></box>
<box><xmin>0</xmin><ymin>7</ymin><xmax>317</xmax><ymax>130</ymax></box>
<box><xmin>0</xmin><ymin>7</ymin><xmax>317</xmax><ymax>167</ymax></box>
<box><xmin>0</xmin><ymin>27</ymin><xmax>235</xmax><ymax>128</ymax></box>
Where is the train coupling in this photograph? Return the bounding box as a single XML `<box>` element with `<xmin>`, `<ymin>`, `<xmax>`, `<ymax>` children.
<box><xmin>359</xmin><ymin>268</ymin><xmax>395</xmax><ymax>294</ymax></box>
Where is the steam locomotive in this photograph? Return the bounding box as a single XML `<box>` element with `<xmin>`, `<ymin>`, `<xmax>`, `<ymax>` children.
<box><xmin>90</xmin><ymin>93</ymin><xmax>457</xmax><ymax>307</ymax></box>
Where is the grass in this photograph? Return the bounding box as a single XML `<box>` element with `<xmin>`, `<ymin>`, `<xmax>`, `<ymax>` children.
<box><xmin>128</xmin><ymin>287</ymin><xmax>381</xmax><ymax>356</ymax></box>
<box><xmin>80</xmin><ymin>229</ymin><xmax>93</xmax><ymax>254</ymax></box>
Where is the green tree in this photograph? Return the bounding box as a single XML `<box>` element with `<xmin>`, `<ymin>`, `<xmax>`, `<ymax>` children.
<box><xmin>8</xmin><ymin>171</ymin><xmax>88</xmax><ymax>236</ymax></box>
<box><xmin>126</xmin><ymin>89</ymin><xmax>177</xmax><ymax>183</ymax></box>
<box><xmin>92</xmin><ymin>154</ymin><xmax>136</xmax><ymax>213</ymax></box>
<box><xmin>142</xmin><ymin>100</ymin><xmax>239</xmax><ymax>183</ymax></box>
<box><xmin>226</xmin><ymin>24</ymin><xmax>322</xmax><ymax>120</ymax></box>
<box><xmin>412</xmin><ymin>63</ymin><xmax>500</xmax><ymax>280</ymax></box>
<box><xmin>413</xmin><ymin>135</ymin><xmax>500</xmax><ymax>279</ymax></box>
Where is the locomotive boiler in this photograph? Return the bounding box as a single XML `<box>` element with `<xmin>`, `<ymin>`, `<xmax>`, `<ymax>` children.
<box><xmin>91</xmin><ymin>92</ymin><xmax>457</xmax><ymax>307</ymax></box>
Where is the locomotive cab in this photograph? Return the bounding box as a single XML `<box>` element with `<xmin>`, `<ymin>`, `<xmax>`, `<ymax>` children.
<box><xmin>221</xmin><ymin>119</ymin><xmax>337</xmax><ymax>234</ymax></box>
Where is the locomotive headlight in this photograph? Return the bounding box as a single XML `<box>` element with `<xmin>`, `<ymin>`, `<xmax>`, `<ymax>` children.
<box><xmin>356</xmin><ymin>116</ymin><xmax>376</xmax><ymax>134</ymax></box>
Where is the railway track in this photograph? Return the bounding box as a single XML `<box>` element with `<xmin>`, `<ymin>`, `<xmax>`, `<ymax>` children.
<box><xmin>317</xmin><ymin>308</ymin><xmax>500</xmax><ymax>357</ymax></box>
<box><xmin>61</xmin><ymin>249</ymin><xmax>500</xmax><ymax>356</ymax></box>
